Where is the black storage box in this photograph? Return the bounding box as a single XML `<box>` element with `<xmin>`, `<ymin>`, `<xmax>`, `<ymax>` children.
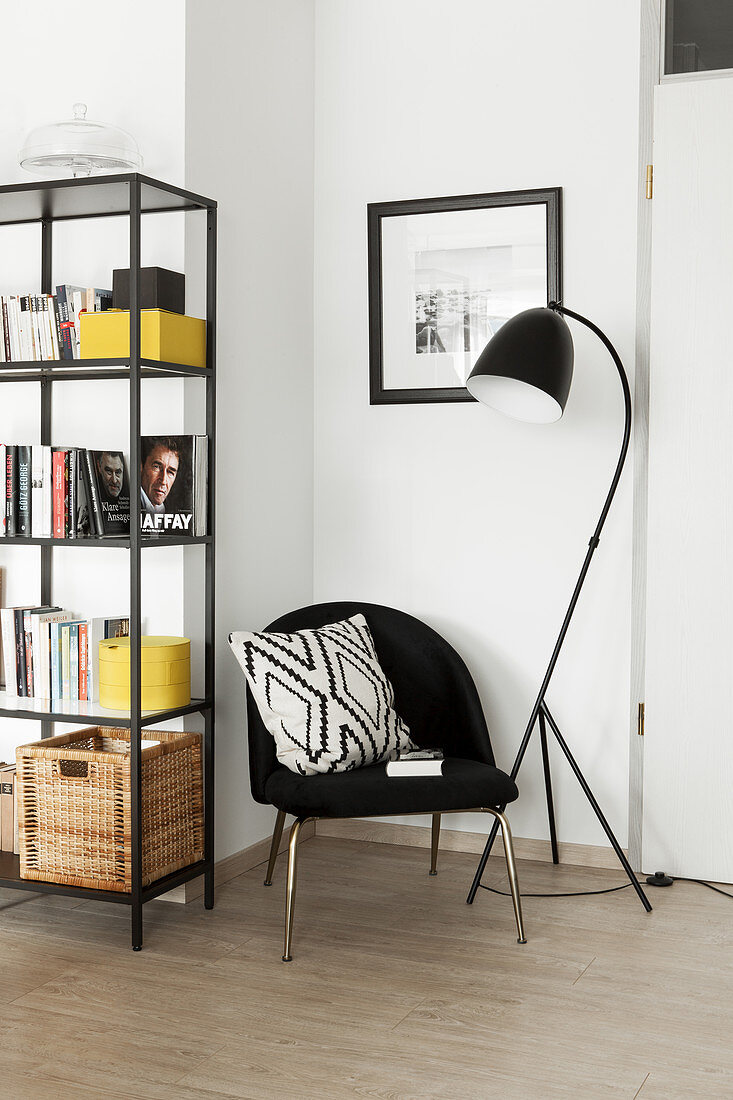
<box><xmin>112</xmin><ymin>267</ymin><xmax>185</xmax><ymax>314</ymax></box>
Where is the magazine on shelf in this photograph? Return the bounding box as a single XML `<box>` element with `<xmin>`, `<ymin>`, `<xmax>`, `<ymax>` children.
<box><xmin>139</xmin><ymin>435</ymin><xmax>207</xmax><ymax>536</ymax></box>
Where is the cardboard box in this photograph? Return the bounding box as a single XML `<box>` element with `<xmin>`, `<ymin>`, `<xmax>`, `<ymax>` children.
<box><xmin>80</xmin><ymin>309</ymin><xmax>206</xmax><ymax>369</ymax></box>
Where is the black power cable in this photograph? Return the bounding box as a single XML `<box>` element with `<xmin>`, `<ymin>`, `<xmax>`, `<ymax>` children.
<box><xmin>689</xmin><ymin>879</ymin><xmax>733</xmax><ymax>900</ymax></box>
<box><xmin>479</xmin><ymin>881</ymin><xmax>636</xmax><ymax>899</ymax></box>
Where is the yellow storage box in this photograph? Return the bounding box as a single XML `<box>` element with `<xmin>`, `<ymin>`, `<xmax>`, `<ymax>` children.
<box><xmin>99</xmin><ymin>636</ymin><xmax>191</xmax><ymax>711</ymax></box>
<box><xmin>80</xmin><ymin>309</ymin><xmax>206</xmax><ymax>369</ymax></box>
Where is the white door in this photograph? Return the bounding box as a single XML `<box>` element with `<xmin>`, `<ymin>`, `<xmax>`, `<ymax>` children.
<box><xmin>643</xmin><ymin>78</ymin><xmax>733</xmax><ymax>881</ymax></box>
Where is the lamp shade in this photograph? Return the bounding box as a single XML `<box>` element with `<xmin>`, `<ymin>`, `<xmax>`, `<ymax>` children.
<box><xmin>466</xmin><ymin>307</ymin><xmax>574</xmax><ymax>424</ymax></box>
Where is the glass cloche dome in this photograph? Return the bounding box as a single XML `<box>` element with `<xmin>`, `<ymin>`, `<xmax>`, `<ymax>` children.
<box><xmin>18</xmin><ymin>103</ymin><xmax>143</xmax><ymax>177</ymax></box>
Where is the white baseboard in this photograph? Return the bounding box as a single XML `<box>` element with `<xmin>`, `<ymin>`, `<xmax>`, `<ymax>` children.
<box><xmin>159</xmin><ymin>818</ymin><xmax>315</xmax><ymax>903</ymax></box>
<box><xmin>314</xmin><ymin>817</ymin><xmax>630</xmax><ymax>872</ymax></box>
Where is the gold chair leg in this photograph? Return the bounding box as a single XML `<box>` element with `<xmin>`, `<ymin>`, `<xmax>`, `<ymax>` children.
<box><xmin>264</xmin><ymin>809</ymin><xmax>287</xmax><ymax>886</ymax></box>
<box><xmin>282</xmin><ymin>816</ymin><xmax>308</xmax><ymax>962</ymax></box>
<box><xmin>430</xmin><ymin>813</ymin><xmax>441</xmax><ymax>875</ymax></box>
<box><xmin>487</xmin><ymin>808</ymin><xmax>527</xmax><ymax>944</ymax></box>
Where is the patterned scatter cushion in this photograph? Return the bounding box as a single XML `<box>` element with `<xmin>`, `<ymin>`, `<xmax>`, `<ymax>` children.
<box><xmin>229</xmin><ymin>614</ymin><xmax>415</xmax><ymax>775</ymax></box>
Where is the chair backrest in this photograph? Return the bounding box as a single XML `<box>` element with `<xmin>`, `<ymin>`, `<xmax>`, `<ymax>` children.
<box><xmin>245</xmin><ymin>601</ymin><xmax>495</xmax><ymax>804</ymax></box>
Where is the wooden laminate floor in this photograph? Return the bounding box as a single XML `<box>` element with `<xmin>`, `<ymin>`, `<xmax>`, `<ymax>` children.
<box><xmin>0</xmin><ymin>836</ymin><xmax>730</xmax><ymax>1099</ymax></box>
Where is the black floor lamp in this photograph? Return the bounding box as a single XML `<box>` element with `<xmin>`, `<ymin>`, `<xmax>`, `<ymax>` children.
<box><xmin>464</xmin><ymin>302</ymin><xmax>652</xmax><ymax>913</ymax></box>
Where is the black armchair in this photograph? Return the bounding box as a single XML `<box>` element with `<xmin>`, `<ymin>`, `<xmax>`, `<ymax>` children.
<box><xmin>244</xmin><ymin>601</ymin><xmax>526</xmax><ymax>960</ymax></box>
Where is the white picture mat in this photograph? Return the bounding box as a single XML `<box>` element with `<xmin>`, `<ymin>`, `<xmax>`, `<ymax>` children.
<box><xmin>381</xmin><ymin>204</ymin><xmax>548</xmax><ymax>390</ymax></box>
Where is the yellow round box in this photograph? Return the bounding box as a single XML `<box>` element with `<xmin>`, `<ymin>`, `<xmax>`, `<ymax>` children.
<box><xmin>99</xmin><ymin>636</ymin><xmax>191</xmax><ymax>711</ymax></box>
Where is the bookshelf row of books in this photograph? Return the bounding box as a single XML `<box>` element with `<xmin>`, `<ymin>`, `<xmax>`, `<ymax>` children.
<box><xmin>1</xmin><ymin>606</ymin><xmax>128</xmax><ymax>702</ymax></box>
<box><xmin>2</xmin><ymin>444</ymin><xmax>128</xmax><ymax>538</ymax></box>
<box><xmin>0</xmin><ymin>285</ymin><xmax>112</xmax><ymax>363</ymax></box>
<box><xmin>1</xmin><ymin>436</ymin><xmax>207</xmax><ymax>539</ymax></box>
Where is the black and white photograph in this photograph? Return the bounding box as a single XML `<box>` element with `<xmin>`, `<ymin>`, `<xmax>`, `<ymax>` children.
<box><xmin>368</xmin><ymin>189</ymin><xmax>561</xmax><ymax>403</ymax></box>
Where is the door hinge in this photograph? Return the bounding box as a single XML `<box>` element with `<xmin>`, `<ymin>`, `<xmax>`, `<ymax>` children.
<box><xmin>646</xmin><ymin>165</ymin><xmax>653</xmax><ymax>199</ymax></box>
<box><xmin>638</xmin><ymin>702</ymin><xmax>645</xmax><ymax>736</ymax></box>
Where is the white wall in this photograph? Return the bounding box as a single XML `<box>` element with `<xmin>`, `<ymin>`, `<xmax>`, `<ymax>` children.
<box><xmin>313</xmin><ymin>0</ymin><xmax>641</xmax><ymax>848</ymax></box>
<box><xmin>185</xmin><ymin>0</ymin><xmax>315</xmax><ymax>859</ymax></box>
<box><xmin>0</xmin><ymin>1</ymin><xmax>187</xmax><ymax>761</ymax></box>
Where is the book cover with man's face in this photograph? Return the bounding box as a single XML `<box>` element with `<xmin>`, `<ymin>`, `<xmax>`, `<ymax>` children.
<box><xmin>139</xmin><ymin>437</ymin><xmax>194</xmax><ymax>534</ymax></box>
<box><xmin>92</xmin><ymin>450</ymin><xmax>130</xmax><ymax>535</ymax></box>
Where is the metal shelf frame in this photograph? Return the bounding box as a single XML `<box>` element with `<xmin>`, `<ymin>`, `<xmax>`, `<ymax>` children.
<box><xmin>0</xmin><ymin>174</ymin><xmax>217</xmax><ymax>949</ymax></box>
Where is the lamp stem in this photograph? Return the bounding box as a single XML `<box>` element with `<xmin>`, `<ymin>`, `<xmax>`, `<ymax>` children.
<box><xmin>466</xmin><ymin>305</ymin><xmax>650</xmax><ymax>911</ymax></box>
<box><xmin>512</xmin><ymin>303</ymin><xmax>631</xmax><ymax>761</ymax></box>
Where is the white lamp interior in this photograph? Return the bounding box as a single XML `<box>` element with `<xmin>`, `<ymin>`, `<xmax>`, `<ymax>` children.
<box><xmin>467</xmin><ymin>374</ymin><xmax>563</xmax><ymax>424</ymax></box>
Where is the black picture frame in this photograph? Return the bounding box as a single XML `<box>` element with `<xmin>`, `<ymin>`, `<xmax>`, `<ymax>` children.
<box><xmin>368</xmin><ymin>187</ymin><xmax>562</xmax><ymax>405</ymax></box>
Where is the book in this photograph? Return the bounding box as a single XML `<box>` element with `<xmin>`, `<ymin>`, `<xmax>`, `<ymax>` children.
<box><xmin>50</xmin><ymin>620</ymin><xmax>64</xmax><ymax>700</ymax></box>
<box><xmin>87</xmin><ymin>450</ymin><xmax>130</xmax><ymax>536</ymax></box>
<box><xmin>74</xmin><ymin>451</ymin><xmax>91</xmax><ymax>537</ymax></box>
<box><xmin>68</xmin><ymin>449</ymin><xmax>78</xmax><ymax>538</ymax></box>
<box><xmin>14</xmin><ymin>608</ymin><xmax>27</xmax><ymax>695</ymax></box>
<box><xmin>79</xmin><ymin>621</ymin><xmax>88</xmax><ymax>701</ymax></box>
<box><xmin>46</xmin><ymin>295</ymin><xmax>61</xmax><ymax>360</ymax></box>
<box><xmin>385</xmin><ymin>749</ymin><xmax>444</xmax><ymax>777</ymax></box>
<box><xmin>5</xmin><ymin>445</ymin><xmax>17</xmax><ymax>537</ymax></box>
<box><xmin>0</xmin><ymin>607</ymin><xmax>22</xmax><ymax>693</ymax></box>
<box><xmin>61</xmin><ymin>623</ymin><xmax>74</xmax><ymax>699</ymax></box>
<box><xmin>16</xmin><ymin>445</ymin><xmax>31</xmax><ymax>536</ymax></box>
<box><xmin>52</xmin><ymin>449</ymin><xmax>67</xmax><ymax>539</ymax></box>
<box><xmin>8</xmin><ymin>297</ymin><xmax>20</xmax><ymax>360</ymax></box>
<box><xmin>32</xmin><ymin>296</ymin><xmax>48</xmax><ymax>360</ymax></box>
<box><xmin>69</xmin><ymin>622</ymin><xmax>79</xmax><ymax>702</ymax></box>
<box><xmin>86</xmin><ymin>287</ymin><xmax>112</xmax><ymax>314</ymax></box>
<box><xmin>139</xmin><ymin>435</ymin><xmax>207</xmax><ymax>536</ymax></box>
<box><xmin>88</xmin><ymin>615</ymin><xmax>129</xmax><ymax>701</ymax></box>
<box><xmin>10</xmin><ymin>297</ymin><xmax>22</xmax><ymax>361</ymax></box>
<box><xmin>82</xmin><ymin>449</ymin><xmax>103</xmax><ymax>536</ymax></box>
<box><xmin>31</xmin><ymin>444</ymin><xmax>50</xmax><ymax>538</ymax></box>
<box><xmin>23</xmin><ymin>606</ymin><xmax>54</xmax><ymax>696</ymax></box>
<box><xmin>32</xmin><ymin>609</ymin><xmax>70</xmax><ymax>699</ymax></box>
<box><xmin>1</xmin><ymin>298</ymin><xmax>11</xmax><ymax>360</ymax></box>
<box><xmin>64</xmin><ymin>452</ymin><xmax>70</xmax><ymax>537</ymax></box>
<box><xmin>0</xmin><ymin>444</ymin><xmax>5</xmax><ymax>536</ymax></box>
<box><xmin>18</xmin><ymin>296</ymin><xmax>32</xmax><ymax>360</ymax></box>
<box><xmin>56</xmin><ymin>284</ymin><xmax>86</xmax><ymax>359</ymax></box>
<box><xmin>0</xmin><ymin>765</ymin><xmax>15</xmax><ymax>853</ymax></box>
<box><xmin>43</xmin><ymin>446</ymin><xmax>52</xmax><ymax>538</ymax></box>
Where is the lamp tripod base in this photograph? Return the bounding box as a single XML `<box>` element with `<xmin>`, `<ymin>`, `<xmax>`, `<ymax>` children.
<box><xmin>467</xmin><ymin>700</ymin><xmax>652</xmax><ymax>913</ymax></box>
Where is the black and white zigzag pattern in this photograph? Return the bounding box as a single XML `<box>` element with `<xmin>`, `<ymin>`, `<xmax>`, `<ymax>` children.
<box><xmin>229</xmin><ymin>615</ymin><xmax>414</xmax><ymax>775</ymax></box>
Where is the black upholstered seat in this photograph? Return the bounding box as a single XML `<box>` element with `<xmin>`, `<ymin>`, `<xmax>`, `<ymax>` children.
<box><xmin>243</xmin><ymin>601</ymin><xmax>525</xmax><ymax>960</ymax></box>
<box><xmin>265</xmin><ymin>758</ymin><xmax>518</xmax><ymax>819</ymax></box>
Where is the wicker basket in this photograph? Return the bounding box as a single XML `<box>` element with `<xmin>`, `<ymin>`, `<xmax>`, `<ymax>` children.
<box><xmin>16</xmin><ymin>727</ymin><xmax>204</xmax><ymax>893</ymax></box>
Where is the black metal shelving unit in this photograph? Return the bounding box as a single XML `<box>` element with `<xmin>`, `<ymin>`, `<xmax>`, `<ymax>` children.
<box><xmin>0</xmin><ymin>173</ymin><xmax>217</xmax><ymax>949</ymax></box>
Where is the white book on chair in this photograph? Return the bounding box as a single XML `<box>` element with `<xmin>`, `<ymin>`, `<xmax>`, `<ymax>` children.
<box><xmin>386</xmin><ymin>749</ymin><xmax>444</xmax><ymax>777</ymax></box>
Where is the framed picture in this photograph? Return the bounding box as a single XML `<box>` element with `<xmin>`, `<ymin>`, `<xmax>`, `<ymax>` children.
<box><xmin>368</xmin><ymin>188</ymin><xmax>562</xmax><ymax>404</ymax></box>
